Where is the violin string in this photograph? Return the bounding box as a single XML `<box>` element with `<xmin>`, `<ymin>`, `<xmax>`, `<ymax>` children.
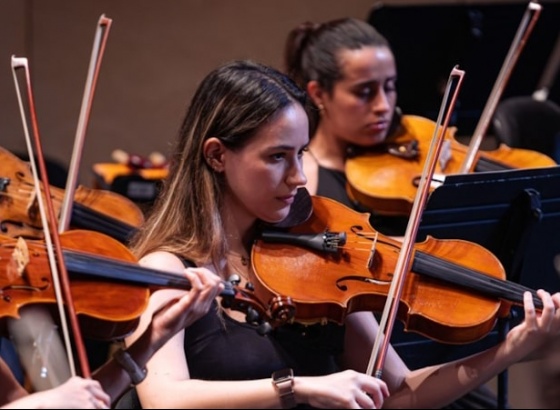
<box><xmin>1</xmin><ymin>238</ymin><xmax>197</xmax><ymax>290</ymax></box>
<box><xmin>333</xmin><ymin>240</ymin><xmax>541</xmax><ymax>308</ymax></box>
<box><xmin>414</xmin><ymin>252</ymin><xmax>542</xmax><ymax>308</ymax></box>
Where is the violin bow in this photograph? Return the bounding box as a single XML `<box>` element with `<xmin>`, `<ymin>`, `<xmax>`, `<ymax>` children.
<box><xmin>11</xmin><ymin>56</ymin><xmax>91</xmax><ymax>379</ymax></box>
<box><xmin>459</xmin><ymin>0</ymin><xmax>542</xmax><ymax>174</ymax></box>
<box><xmin>367</xmin><ymin>66</ymin><xmax>466</xmax><ymax>378</ymax></box>
<box><xmin>533</xmin><ymin>28</ymin><xmax>560</xmax><ymax>101</ymax></box>
<box><xmin>58</xmin><ymin>14</ymin><xmax>113</xmax><ymax>233</ymax></box>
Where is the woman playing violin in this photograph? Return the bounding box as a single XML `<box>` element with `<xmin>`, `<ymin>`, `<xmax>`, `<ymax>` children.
<box><xmin>284</xmin><ymin>17</ymin><xmax>409</xmax><ymax>238</ymax></box>
<box><xmin>120</xmin><ymin>59</ymin><xmax>560</xmax><ymax>409</ymax></box>
<box><xmin>0</xmin><ymin>269</ymin><xmax>223</xmax><ymax>409</ymax></box>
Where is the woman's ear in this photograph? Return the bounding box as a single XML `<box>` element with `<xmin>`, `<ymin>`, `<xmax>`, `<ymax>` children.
<box><xmin>203</xmin><ymin>138</ymin><xmax>226</xmax><ymax>172</ymax></box>
<box><xmin>306</xmin><ymin>80</ymin><xmax>325</xmax><ymax>110</ymax></box>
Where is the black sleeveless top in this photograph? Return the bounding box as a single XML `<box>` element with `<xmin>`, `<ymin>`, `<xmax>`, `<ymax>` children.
<box><xmin>184</xmin><ymin>302</ymin><xmax>345</xmax><ymax>380</ymax></box>
<box><xmin>316</xmin><ymin>166</ymin><xmax>408</xmax><ymax>237</ymax></box>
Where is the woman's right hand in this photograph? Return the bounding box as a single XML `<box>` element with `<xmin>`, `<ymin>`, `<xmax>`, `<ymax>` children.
<box><xmin>296</xmin><ymin>370</ymin><xmax>389</xmax><ymax>409</ymax></box>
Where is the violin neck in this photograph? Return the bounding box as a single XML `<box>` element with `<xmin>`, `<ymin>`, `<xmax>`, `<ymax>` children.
<box><xmin>413</xmin><ymin>251</ymin><xmax>542</xmax><ymax>309</ymax></box>
<box><xmin>63</xmin><ymin>249</ymin><xmax>234</xmax><ymax>297</ymax></box>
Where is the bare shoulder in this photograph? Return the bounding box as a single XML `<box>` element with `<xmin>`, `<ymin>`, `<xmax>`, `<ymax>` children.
<box><xmin>139</xmin><ymin>251</ymin><xmax>185</xmax><ymax>275</ymax></box>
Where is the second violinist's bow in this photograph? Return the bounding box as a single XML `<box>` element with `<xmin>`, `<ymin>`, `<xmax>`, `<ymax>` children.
<box><xmin>367</xmin><ymin>66</ymin><xmax>466</xmax><ymax>378</ymax></box>
<box><xmin>459</xmin><ymin>0</ymin><xmax>542</xmax><ymax>174</ymax></box>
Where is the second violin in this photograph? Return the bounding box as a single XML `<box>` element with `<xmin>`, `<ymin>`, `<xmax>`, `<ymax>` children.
<box><xmin>345</xmin><ymin>115</ymin><xmax>557</xmax><ymax>216</ymax></box>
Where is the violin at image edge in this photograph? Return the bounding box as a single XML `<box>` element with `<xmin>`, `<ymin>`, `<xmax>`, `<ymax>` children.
<box><xmin>345</xmin><ymin>115</ymin><xmax>557</xmax><ymax>216</ymax></box>
<box><xmin>0</xmin><ymin>146</ymin><xmax>143</xmax><ymax>242</ymax></box>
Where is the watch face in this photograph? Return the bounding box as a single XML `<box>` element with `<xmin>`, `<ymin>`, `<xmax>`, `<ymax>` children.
<box><xmin>273</xmin><ymin>368</ymin><xmax>293</xmax><ymax>382</ymax></box>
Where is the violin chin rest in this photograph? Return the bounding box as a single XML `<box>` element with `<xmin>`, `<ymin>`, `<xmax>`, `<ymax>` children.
<box><xmin>268</xmin><ymin>187</ymin><xmax>313</xmax><ymax>228</ymax></box>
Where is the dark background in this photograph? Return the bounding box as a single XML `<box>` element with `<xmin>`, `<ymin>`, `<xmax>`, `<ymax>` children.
<box><xmin>369</xmin><ymin>1</ymin><xmax>560</xmax><ymax>135</ymax></box>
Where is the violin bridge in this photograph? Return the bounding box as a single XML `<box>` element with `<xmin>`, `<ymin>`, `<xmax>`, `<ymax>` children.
<box><xmin>366</xmin><ymin>232</ymin><xmax>378</xmax><ymax>269</ymax></box>
<box><xmin>9</xmin><ymin>236</ymin><xmax>30</xmax><ymax>281</ymax></box>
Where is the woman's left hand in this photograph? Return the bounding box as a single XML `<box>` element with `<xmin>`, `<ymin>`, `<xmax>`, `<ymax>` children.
<box><xmin>505</xmin><ymin>290</ymin><xmax>560</xmax><ymax>360</ymax></box>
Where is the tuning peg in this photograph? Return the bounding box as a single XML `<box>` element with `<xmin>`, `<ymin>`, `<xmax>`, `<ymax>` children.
<box><xmin>245</xmin><ymin>307</ymin><xmax>260</xmax><ymax>325</ymax></box>
<box><xmin>227</xmin><ymin>274</ymin><xmax>241</xmax><ymax>286</ymax></box>
<box><xmin>257</xmin><ymin>321</ymin><xmax>273</xmax><ymax>336</ymax></box>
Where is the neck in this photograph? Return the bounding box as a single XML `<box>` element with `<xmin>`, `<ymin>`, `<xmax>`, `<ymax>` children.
<box><xmin>222</xmin><ymin>194</ymin><xmax>259</xmax><ymax>251</ymax></box>
<box><xmin>310</xmin><ymin>127</ymin><xmax>348</xmax><ymax>171</ymax></box>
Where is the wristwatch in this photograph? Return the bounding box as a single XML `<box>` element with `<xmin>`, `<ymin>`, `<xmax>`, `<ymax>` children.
<box><xmin>113</xmin><ymin>347</ymin><xmax>147</xmax><ymax>385</ymax></box>
<box><xmin>271</xmin><ymin>368</ymin><xmax>296</xmax><ymax>409</ymax></box>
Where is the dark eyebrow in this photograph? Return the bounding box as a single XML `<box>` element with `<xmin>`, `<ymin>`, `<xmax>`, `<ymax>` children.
<box><xmin>269</xmin><ymin>142</ymin><xmax>309</xmax><ymax>151</ymax></box>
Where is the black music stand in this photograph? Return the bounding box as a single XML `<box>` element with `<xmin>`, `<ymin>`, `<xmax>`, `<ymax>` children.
<box><xmin>415</xmin><ymin>165</ymin><xmax>560</xmax><ymax>408</ymax></box>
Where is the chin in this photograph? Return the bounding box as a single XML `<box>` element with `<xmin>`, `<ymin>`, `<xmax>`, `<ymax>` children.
<box><xmin>261</xmin><ymin>209</ymin><xmax>290</xmax><ymax>224</ymax></box>
<box><xmin>354</xmin><ymin>132</ymin><xmax>387</xmax><ymax>147</ymax></box>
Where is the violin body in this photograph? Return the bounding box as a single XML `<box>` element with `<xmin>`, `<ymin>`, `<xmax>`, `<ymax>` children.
<box><xmin>0</xmin><ymin>146</ymin><xmax>144</xmax><ymax>241</ymax></box>
<box><xmin>0</xmin><ymin>230</ymin><xmax>149</xmax><ymax>340</ymax></box>
<box><xmin>250</xmin><ymin>196</ymin><xmax>534</xmax><ymax>345</ymax></box>
<box><xmin>346</xmin><ymin>115</ymin><xmax>557</xmax><ymax>216</ymax></box>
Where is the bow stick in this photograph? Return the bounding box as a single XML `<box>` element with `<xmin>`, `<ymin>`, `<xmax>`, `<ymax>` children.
<box><xmin>59</xmin><ymin>14</ymin><xmax>113</xmax><ymax>233</ymax></box>
<box><xmin>459</xmin><ymin>0</ymin><xmax>542</xmax><ymax>174</ymax></box>
<box><xmin>367</xmin><ymin>66</ymin><xmax>466</xmax><ymax>378</ymax></box>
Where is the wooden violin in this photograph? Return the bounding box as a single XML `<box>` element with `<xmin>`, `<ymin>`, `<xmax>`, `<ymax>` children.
<box><xmin>345</xmin><ymin>115</ymin><xmax>557</xmax><ymax>216</ymax></box>
<box><xmin>249</xmin><ymin>195</ymin><xmax>543</xmax><ymax>345</ymax></box>
<box><xmin>0</xmin><ymin>229</ymin><xmax>268</xmax><ymax>340</ymax></box>
<box><xmin>0</xmin><ymin>146</ymin><xmax>143</xmax><ymax>243</ymax></box>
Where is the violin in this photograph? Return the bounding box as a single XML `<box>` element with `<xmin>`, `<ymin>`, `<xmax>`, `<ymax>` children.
<box><xmin>0</xmin><ymin>146</ymin><xmax>143</xmax><ymax>243</ymax></box>
<box><xmin>0</xmin><ymin>229</ymin><xmax>268</xmax><ymax>340</ymax></box>
<box><xmin>250</xmin><ymin>195</ymin><xmax>544</xmax><ymax>344</ymax></box>
<box><xmin>345</xmin><ymin>115</ymin><xmax>557</xmax><ymax>216</ymax></box>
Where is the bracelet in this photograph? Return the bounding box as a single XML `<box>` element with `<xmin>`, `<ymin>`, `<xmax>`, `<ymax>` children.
<box><xmin>113</xmin><ymin>347</ymin><xmax>147</xmax><ymax>385</ymax></box>
<box><xmin>271</xmin><ymin>368</ymin><xmax>296</xmax><ymax>409</ymax></box>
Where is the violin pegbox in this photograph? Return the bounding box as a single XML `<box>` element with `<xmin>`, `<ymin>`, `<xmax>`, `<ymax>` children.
<box><xmin>221</xmin><ymin>275</ymin><xmax>279</xmax><ymax>335</ymax></box>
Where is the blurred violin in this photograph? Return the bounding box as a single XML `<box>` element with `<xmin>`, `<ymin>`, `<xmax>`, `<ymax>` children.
<box><xmin>250</xmin><ymin>195</ymin><xmax>543</xmax><ymax>344</ymax></box>
<box><xmin>0</xmin><ymin>146</ymin><xmax>143</xmax><ymax>243</ymax></box>
<box><xmin>0</xmin><ymin>229</ymin><xmax>268</xmax><ymax>340</ymax></box>
<box><xmin>345</xmin><ymin>114</ymin><xmax>557</xmax><ymax>216</ymax></box>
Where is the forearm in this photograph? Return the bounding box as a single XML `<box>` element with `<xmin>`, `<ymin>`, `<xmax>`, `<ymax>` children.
<box><xmin>92</xmin><ymin>325</ymin><xmax>156</xmax><ymax>404</ymax></box>
<box><xmin>138</xmin><ymin>378</ymin><xmax>286</xmax><ymax>409</ymax></box>
<box><xmin>384</xmin><ymin>342</ymin><xmax>517</xmax><ymax>409</ymax></box>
